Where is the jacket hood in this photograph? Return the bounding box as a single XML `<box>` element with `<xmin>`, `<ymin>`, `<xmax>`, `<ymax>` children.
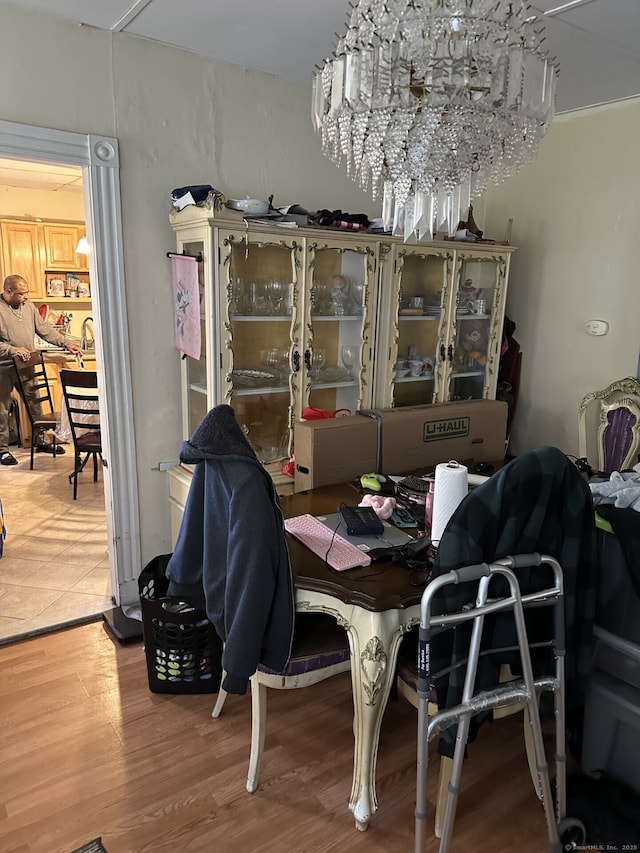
<box><xmin>180</xmin><ymin>404</ymin><xmax>258</xmax><ymax>464</ymax></box>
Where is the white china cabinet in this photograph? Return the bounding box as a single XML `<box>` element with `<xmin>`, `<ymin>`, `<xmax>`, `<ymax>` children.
<box><xmin>374</xmin><ymin>243</ymin><xmax>515</xmax><ymax>408</ymax></box>
<box><xmin>170</xmin><ymin>204</ymin><xmax>379</xmax><ymax>494</ymax></box>
<box><xmin>169</xmin><ymin>202</ymin><xmax>514</xmax><ymax>503</ymax></box>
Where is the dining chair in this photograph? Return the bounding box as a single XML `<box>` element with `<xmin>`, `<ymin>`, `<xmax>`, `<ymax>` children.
<box><xmin>59</xmin><ymin>368</ymin><xmax>102</xmax><ymax>500</ymax></box>
<box><xmin>12</xmin><ymin>352</ymin><xmax>63</xmax><ymax>469</ymax></box>
<box><xmin>397</xmin><ymin>445</ymin><xmax>598</xmax><ymax>841</ymax></box>
<box><xmin>578</xmin><ymin>376</ymin><xmax>640</xmax><ymax>475</ymax></box>
<box><xmin>212</xmin><ymin>611</ymin><xmax>351</xmax><ymax>793</ymax></box>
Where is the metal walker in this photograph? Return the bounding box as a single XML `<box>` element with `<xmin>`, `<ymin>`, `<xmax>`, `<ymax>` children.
<box><xmin>414</xmin><ymin>553</ymin><xmax>586</xmax><ymax>852</ymax></box>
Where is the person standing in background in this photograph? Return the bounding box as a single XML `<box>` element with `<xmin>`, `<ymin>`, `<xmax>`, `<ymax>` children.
<box><xmin>0</xmin><ymin>274</ymin><xmax>81</xmax><ymax>466</ymax></box>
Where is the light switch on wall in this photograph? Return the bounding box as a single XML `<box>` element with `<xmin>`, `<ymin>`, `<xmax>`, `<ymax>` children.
<box><xmin>586</xmin><ymin>320</ymin><xmax>609</xmax><ymax>336</ymax></box>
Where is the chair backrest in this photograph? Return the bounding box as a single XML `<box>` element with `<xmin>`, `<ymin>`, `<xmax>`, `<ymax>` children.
<box><xmin>59</xmin><ymin>368</ymin><xmax>101</xmax><ymax>443</ymax></box>
<box><xmin>579</xmin><ymin>377</ymin><xmax>640</xmax><ymax>475</ymax></box>
<box><xmin>12</xmin><ymin>351</ymin><xmax>55</xmax><ymax>425</ymax></box>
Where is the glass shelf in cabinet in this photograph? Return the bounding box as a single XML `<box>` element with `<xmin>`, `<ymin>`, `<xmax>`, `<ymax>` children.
<box><xmin>311</xmin><ymin>314</ymin><xmax>362</xmax><ymax>322</ymax></box>
<box><xmin>394</xmin><ymin>375</ymin><xmax>435</xmax><ymax>383</ymax></box>
<box><xmin>456</xmin><ymin>312</ymin><xmax>490</xmax><ymax>320</ymax></box>
<box><xmin>230</xmin><ymin>314</ymin><xmax>293</xmax><ymax>322</ymax></box>
<box><xmin>231</xmin><ymin>385</ymin><xmax>290</xmax><ymax>397</ymax></box>
<box><xmin>310</xmin><ymin>379</ymin><xmax>358</xmax><ymax>390</ymax></box>
<box><xmin>188</xmin><ymin>383</ymin><xmax>207</xmax><ymax>394</ymax></box>
<box><xmin>398</xmin><ymin>314</ymin><xmax>440</xmax><ymax>321</ymax></box>
<box><xmin>450</xmin><ymin>369</ymin><xmax>485</xmax><ymax>378</ymax></box>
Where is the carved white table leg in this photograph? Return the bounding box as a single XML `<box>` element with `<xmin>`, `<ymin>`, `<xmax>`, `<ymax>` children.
<box><xmin>346</xmin><ymin>606</ymin><xmax>415</xmax><ymax>831</ymax></box>
<box><xmin>296</xmin><ymin>591</ymin><xmax>419</xmax><ymax>831</ymax></box>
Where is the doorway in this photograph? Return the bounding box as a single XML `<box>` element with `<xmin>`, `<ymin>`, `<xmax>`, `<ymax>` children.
<box><xmin>0</xmin><ymin>159</ymin><xmax>112</xmax><ymax>642</ymax></box>
<box><xmin>0</xmin><ymin>120</ymin><xmax>141</xmax><ymax>624</ymax></box>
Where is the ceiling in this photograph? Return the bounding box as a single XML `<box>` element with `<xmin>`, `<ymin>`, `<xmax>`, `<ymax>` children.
<box><xmin>2</xmin><ymin>0</ymin><xmax>640</xmax><ymax>191</ymax></box>
<box><xmin>0</xmin><ymin>157</ymin><xmax>83</xmax><ymax>192</ymax></box>
<box><xmin>8</xmin><ymin>0</ymin><xmax>640</xmax><ymax>114</ymax></box>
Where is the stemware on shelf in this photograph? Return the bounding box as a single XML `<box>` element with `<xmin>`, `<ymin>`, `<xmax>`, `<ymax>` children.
<box><xmin>313</xmin><ymin>348</ymin><xmax>326</xmax><ymax>380</ymax></box>
<box><xmin>341</xmin><ymin>345</ymin><xmax>356</xmax><ymax>380</ymax></box>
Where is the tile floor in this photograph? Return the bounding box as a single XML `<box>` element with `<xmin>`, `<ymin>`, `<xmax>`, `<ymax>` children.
<box><xmin>0</xmin><ymin>443</ymin><xmax>112</xmax><ymax>644</ymax></box>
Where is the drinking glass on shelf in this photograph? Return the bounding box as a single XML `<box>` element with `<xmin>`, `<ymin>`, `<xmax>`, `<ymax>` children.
<box><xmin>350</xmin><ymin>278</ymin><xmax>364</xmax><ymax>314</ymax></box>
<box><xmin>232</xmin><ymin>279</ymin><xmax>245</xmax><ymax>314</ymax></box>
<box><xmin>313</xmin><ymin>281</ymin><xmax>331</xmax><ymax>315</ymax></box>
<box><xmin>249</xmin><ymin>282</ymin><xmax>270</xmax><ymax>315</ymax></box>
<box><xmin>267</xmin><ymin>280</ymin><xmax>287</xmax><ymax>316</ymax></box>
<box><xmin>265</xmin><ymin>347</ymin><xmax>282</xmax><ymax>381</ymax></box>
<box><xmin>313</xmin><ymin>348</ymin><xmax>326</xmax><ymax>380</ymax></box>
<box><xmin>330</xmin><ymin>275</ymin><xmax>349</xmax><ymax>316</ymax></box>
<box><xmin>341</xmin><ymin>345</ymin><xmax>357</xmax><ymax>380</ymax></box>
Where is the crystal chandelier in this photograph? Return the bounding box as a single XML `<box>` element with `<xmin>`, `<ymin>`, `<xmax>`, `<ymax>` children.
<box><xmin>312</xmin><ymin>0</ymin><xmax>559</xmax><ymax>240</ymax></box>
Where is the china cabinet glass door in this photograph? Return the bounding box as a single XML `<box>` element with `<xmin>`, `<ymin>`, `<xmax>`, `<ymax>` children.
<box><xmin>220</xmin><ymin>231</ymin><xmax>302</xmax><ymax>465</ymax></box>
<box><xmin>443</xmin><ymin>253</ymin><xmax>508</xmax><ymax>402</ymax></box>
<box><xmin>387</xmin><ymin>247</ymin><xmax>453</xmax><ymax>408</ymax></box>
<box><xmin>303</xmin><ymin>242</ymin><xmax>377</xmax><ymax>416</ymax></box>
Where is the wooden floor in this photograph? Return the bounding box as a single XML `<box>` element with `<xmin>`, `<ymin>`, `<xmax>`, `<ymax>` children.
<box><xmin>0</xmin><ymin>623</ymin><xmax>562</xmax><ymax>853</ymax></box>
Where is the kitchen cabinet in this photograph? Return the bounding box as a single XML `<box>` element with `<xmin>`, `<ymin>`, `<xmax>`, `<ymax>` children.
<box><xmin>169</xmin><ymin>204</ymin><xmax>514</xmax><ymax>497</ymax></box>
<box><xmin>42</xmin><ymin>224</ymin><xmax>86</xmax><ymax>271</ymax></box>
<box><xmin>0</xmin><ymin>220</ymin><xmax>43</xmax><ymax>296</ymax></box>
<box><xmin>0</xmin><ymin>218</ymin><xmax>89</xmax><ymax>299</ymax></box>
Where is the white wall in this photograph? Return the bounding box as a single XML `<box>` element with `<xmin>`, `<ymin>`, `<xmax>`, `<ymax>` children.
<box><xmin>481</xmin><ymin>97</ymin><xmax>640</xmax><ymax>459</ymax></box>
<box><xmin>0</xmin><ymin>3</ymin><xmax>379</xmax><ymax>565</ymax></box>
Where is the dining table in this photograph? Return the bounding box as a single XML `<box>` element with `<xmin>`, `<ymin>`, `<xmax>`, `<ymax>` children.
<box><xmin>280</xmin><ymin>481</ymin><xmax>428</xmax><ymax>831</ymax></box>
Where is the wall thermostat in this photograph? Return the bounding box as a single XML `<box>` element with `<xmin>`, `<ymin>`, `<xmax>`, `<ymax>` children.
<box><xmin>586</xmin><ymin>320</ymin><xmax>609</xmax><ymax>336</ymax></box>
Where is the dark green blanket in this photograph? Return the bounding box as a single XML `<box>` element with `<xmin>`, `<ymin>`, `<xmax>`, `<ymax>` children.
<box><xmin>432</xmin><ymin>445</ymin><xmax>598</xmax><ymax>755</ymax></box>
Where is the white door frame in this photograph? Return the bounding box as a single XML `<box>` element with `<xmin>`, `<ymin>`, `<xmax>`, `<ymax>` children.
<box><xmin>0</xmin><ymin>120</ymin><xmax>141</xmax><ymax>605</ymax></box>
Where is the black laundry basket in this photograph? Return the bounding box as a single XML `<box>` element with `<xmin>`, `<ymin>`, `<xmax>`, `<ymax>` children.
<box><xmin>138</xmin><ymin>554</ymin><xmax>223</xmax><ymax>694</ymax></box>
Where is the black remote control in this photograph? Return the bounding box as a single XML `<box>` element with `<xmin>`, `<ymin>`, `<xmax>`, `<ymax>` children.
<box><xmin>339</xmin><ymin>504</ymin><xmax>384</xmax><ymax>536</ymax></box>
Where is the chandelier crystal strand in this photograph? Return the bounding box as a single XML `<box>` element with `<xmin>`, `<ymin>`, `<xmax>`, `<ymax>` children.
<box><xmin>313</xmin><ymin>0</ymin><xmax>558</xmax><ymax>240</ymax></box>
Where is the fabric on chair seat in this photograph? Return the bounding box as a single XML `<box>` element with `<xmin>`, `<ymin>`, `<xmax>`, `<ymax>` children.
<box><xmin>76</xmin><ymin>430</ymin><xmax>101</xmax><ymax>451</ymax></box>
<box><xmin>258</xmin><ymin>613</ymin><xmax>349</xmax><ymax>677</ymax></box>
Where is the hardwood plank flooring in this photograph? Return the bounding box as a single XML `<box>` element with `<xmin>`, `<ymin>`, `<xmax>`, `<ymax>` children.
<box><xmin>0</xmin><ymin>623</ymin><xmax>561</xmax><ymax>853</ymax></box>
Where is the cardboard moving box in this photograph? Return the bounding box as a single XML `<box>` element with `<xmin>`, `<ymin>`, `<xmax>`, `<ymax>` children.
<box><xmin>294</xmin><ymin>416</ymin><xmax>378</xmax><ymax>492</ymax></box>
<box><xmin>360</xmin><ymin>400</ymin><xmax>508</xmax><ymax>473</ymax></box>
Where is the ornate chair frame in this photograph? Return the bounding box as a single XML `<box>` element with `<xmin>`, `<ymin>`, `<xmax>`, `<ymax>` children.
<box><xmin>578</xmin><ymin>376</ymin><xmax>640</xmax><ymax>475</ymax></box>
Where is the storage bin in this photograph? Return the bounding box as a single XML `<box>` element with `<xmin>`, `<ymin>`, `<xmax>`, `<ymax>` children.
<box><xmin>582</xmin><ymin>668</ymin><xmax>640</xmax><ymax>795</ymax></box>
<box><xmin>592</xmin><ymin>626</ymin><xmax>640</xmax><ymax>691</ymax></box>
<box><xmin>138</xmin><ymin>554</ymin><xmax>222</xmax><ymax>694</ymax></box>
<box><xmin>596</xmin><ymin>528</ymin><xmax>640</xmax><ymax>646</ymax></box>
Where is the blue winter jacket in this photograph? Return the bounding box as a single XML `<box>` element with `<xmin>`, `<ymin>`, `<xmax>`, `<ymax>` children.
<box><xmin>166</xmin><ymin>405</ymin><xmax>295</xmax><ymax>694</ymax></box>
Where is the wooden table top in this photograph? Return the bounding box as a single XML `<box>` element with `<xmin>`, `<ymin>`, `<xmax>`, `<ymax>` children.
<box><xmin>280</xmin><ymin>482</ymin><xmax>428</xmax><ymax>612</ymax></box>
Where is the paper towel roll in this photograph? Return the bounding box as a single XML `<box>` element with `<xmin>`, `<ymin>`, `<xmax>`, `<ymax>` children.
<box><xmin>431</xmin><ymin>460</ymin><xmax>468</xmax><ymax>544</ymax></box>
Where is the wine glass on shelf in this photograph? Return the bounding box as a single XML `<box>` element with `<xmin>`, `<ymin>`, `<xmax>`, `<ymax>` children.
<box><xmin>266</xmin><ymin>279</ymin><xmax>286</xmax><ymax>316</ymax></box>
<box><xmin>313</xmin><ymin>348</ymin><xmax>326</xmax><ymax>380</ymax></box>
<box><xmin>341</xmin><ymin>345</ymin><xmax>357</xmax><ymax>380</ymax></box>
<box><xmin>330</xmin><ymin>275</ymin><xmax>349</xmax><ymax>316</ymax></box>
